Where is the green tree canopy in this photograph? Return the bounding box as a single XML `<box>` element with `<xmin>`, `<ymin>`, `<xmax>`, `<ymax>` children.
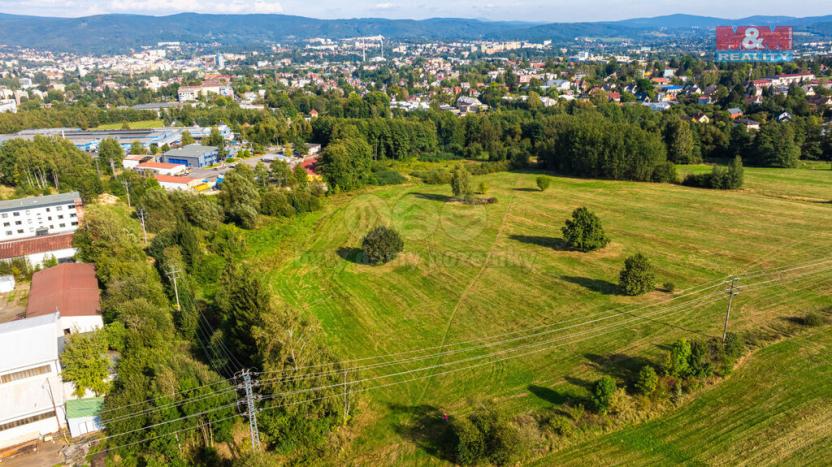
<box><xmin>181</xmin><ymin>130</ymin><xmax>196</xmax><ymax>145</ymax></box>
<box><xmin>98</xmin><ymin>137</ymin><xmax>124</xmax><ymax>175</ymax></box>
<box><xmin>619</xmin><ymin>253</ymin><xmax>656</xmax><ymax>296</ymax></box>
<box><xmin>592</xmin><ymin>376</ymin><xmax>617</xmax><ymax>414</ymax></box>
<box><xmin>561</xmin><ymin>207</ymin><xmax>610</xmax><ymax>252</ymax></box>
<box><xmin>219</xmin><ymin>166</ymin><xmax>261</xmax><ymax>229</ymax></box>
<box><xmin>450</xmin><ymin>164</ymin><xmax>473</xmax><ymax>199</ymax></box>
<box><xmin>362</xmin><ymin>226</ymin><xmax>404</xmax><ymax>265</ymax></box>
<box><xmin>61</xmin><ymin>330</ymin><xmax>110</xmax><ymax>397</ymax></box>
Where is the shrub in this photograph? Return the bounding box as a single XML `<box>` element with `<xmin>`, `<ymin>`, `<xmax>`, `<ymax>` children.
<box><xmin>681</xmin><ymin>157</ymin><xmax>743</xmax><ymax>189</ymax></box>
<box><xmin>469</xmin><ymin>160</ymin><xmax>510</xmax><ymax>175</ymax></box>
<box><xmin>542</xmin><ymin>414</ymin><xmax>574</xmax><ymax>437</ymax></box>
<box><xmin>454</xmin><ymin>417</ymin><xmax>486</xmax><ymax>465</ymax></box>
<box><xmin>651</xmin><ymin>161</ymin><xmax>677</xmax><ymax>183</ymax></box>
<box><xmin>260</xmin><ymin>190</ymin><xmax>296</xmax><ymax>218</ymax></box>
<box><xmin>536</xmin><ymin>176</ymin><xmax>551</xmax><ymax>191</ymax></box>
<box><xmin>592</xmin><ymin>376</ymin><xmax>617</xmax><ymax>414</ymax></box>
<box><xmin>412</xmin><ymin>169</ymin><xmax>451</xmax><ymax>184</ymax></box>
<box><xmin>634</xmin><ymin>365</ymin><xmax>658</xmax><ymax>395</ymax></box>
<box><xmin>372</xmin><ymin>169</ymin><xmax>406</xmax><ymax>186</ymax></box>
<box><xmin>619</xmin><ymin>253</ymin><xmax>656</xmax><ymax>296</ymax></box>
<box><xmin>287</xmin><ymin>191</ymin><xmax>322</xmax><ymax>213</ymax></box>
<box><xmin>662</xmin><ymin>281</ymin><xmax>675</xmax><ymax>292</ymax></box>
<box><xmin>561</xmin><ymin>207</ymin><xmax>610</xmax><ymax>252</ymax></box>
<box><xmin>361</xmin><ymin>226</ymin><xmax>404</xmax><ymax>265</ymax></box>
<box><xmin>418</xmin><ymin>151</ymin><xmax>461</xmax><ymax>162</ymax></box>
<box><xmin>452</xmin><ymin>406</ymin><xmax>523</xmax><ymax>466</ymax></box>
<box><xmin>478</xmin><ymin>181</ymin><xmax>488</xmax><ymax>195</ymax></box>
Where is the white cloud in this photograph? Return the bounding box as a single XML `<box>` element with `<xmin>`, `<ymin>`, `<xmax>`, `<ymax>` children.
<box><xmin>373</xmin><ymin>2</ymin><xmax>395</xmax><ymax>9</ymax></box>
<box><xmin>0</xmin><ymin>0</ymin><xmax>283</xmax><ymax>16</ymax></box>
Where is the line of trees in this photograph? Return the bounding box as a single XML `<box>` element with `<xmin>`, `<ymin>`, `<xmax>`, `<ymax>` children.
<box><xmin>0</xmin><ymin>136</ymin><xmax>103</xmax><ymax>200</ymax></box>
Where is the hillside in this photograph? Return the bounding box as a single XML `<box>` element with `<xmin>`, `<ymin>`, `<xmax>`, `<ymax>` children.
<box><xmin>0</xmin><ymin>12</ymin><xmax>831</xmax><ymax>53</ymax></box>
<box><xmin>549</xmin><ymin>325</ymin><xmax>832</xmax><ymax>465</ymax></box>
<box><xmin>240</xmin><ymin>165</ymin><xmax>832</xmax><ymax>463</ymax></box>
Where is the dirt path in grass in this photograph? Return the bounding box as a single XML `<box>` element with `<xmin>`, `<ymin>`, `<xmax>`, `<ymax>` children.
<box><xmin>414</xmin><ymin>181</ymin><xmax>519</xmax><ymax>405</ymax></box>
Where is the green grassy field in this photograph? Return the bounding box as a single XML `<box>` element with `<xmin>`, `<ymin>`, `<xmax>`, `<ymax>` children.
<box><xmin>549</xmin><ymin>325</ymin><xmax>832</xmax><ymax>465</ymax></box>
<box><xmin>243</xmin><ymin>166</ymin><xmax>832</xmax><ymax>463</ymax></box>
<box><xmin>93</xmin><ymin>119</ymin><xmax>164</xmax><ymax>130</ymax></box>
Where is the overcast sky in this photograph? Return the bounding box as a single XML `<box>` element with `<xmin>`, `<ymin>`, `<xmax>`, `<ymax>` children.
<box><xmin>0</xmin><ymin>0</ymin><xmax>828</xmax><ymax>22</ymax></box>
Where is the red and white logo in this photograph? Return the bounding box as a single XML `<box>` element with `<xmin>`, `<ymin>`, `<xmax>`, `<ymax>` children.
<box><xmin>716</xmin><ymin>26</ymin><xmax>792</xmax><ymax>51</ymax></box>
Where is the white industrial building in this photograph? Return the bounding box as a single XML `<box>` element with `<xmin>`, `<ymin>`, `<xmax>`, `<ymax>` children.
<box><xmin>0</xmin><ymin>313</ymin><xmax>66</xmax><ymax>450</ymax></box>
<box><xmin>0</xmin><ymin>192</ymin><xmax>83</xmax><ymax>242</ymax></box>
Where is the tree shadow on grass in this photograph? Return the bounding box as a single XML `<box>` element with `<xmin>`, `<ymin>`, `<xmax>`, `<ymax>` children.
<box><xmin>513</xmin><ymin>187</ymin><xmax>541</xmax><ymax>192</ymax></box>
<box><xmin>584</xmin><ymin>353</ymin><xmax>654</xmax><ymax>388</ymax></box>
<box><xmin>388</xmin><ymin>403</ymin><xmax>455</xmax><ymax>462</ymax></box>
<box><xmin>563</xmin><ymin>375</ymin><xmax>594</xmax><ymax>392</ymax></box>
<box><xmin>411</xmin><ymin>192</ymin><xmax>453</xmax><ymax>202</ymax></box>
<box><xmin>509</xmin><ymin>234</ymin><xmax>570</xmax><ymax>250</ymax></box>
<box><xmin>528</xmin><ymin>384</ymin><xmax>572</xmax><ymax>405</ymax></box>
<box><xmin>560</xmin><ymin>275</ymin><xmax>619</xmax><ymax>295</ymax></box>
<box><xmin>336</xmin><ymin>247</ymin><xmax>366</xmax><ymax>264</ymax></box>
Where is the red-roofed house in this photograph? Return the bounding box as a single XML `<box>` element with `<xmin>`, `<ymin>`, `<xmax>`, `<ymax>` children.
<box><xmin>0</xmin><ymin>232</ymin><xmax>76</xmax><ymax>266</ymax></box>
<box><xmin>26</xmin><ymin>263</ymin><xmax>102</xmax><ymax>343</ymax></box>
<box><xmin>300</xmin><ymin>157</ymin><xmax>322</xmax><ymax>181</ymax></box>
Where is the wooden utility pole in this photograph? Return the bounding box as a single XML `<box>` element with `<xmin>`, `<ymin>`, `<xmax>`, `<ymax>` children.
<box><xmin>722</xmin><ymin>276</ymin><xmax>740</xmax><ymax>343</ymax></box>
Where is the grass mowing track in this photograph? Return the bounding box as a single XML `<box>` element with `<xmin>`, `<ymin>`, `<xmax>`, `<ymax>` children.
<box><xmin>242</xmin><ymin>165</ymin><xmax>832</xmax><ymax>463</ymax></box>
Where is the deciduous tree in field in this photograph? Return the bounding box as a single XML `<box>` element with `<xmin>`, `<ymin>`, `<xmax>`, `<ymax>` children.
<box><xmin>619</xmin><ymin>253</ymin><xmax>656</xmax><ymax>296</ymax></box>
<box><xmin>362</xmin><ymin>226</ymin><xmax>404</xmax><ymax>265</ymax></box>
<box><xmin>536</xmin><ymin>176</ymin><xmax>550</xmax><ymax>191</ymax></box>
<box><xmin>665</xmin><ymin>338</ymin><xmax>692</xmax><ymax>377</ymax></box>
<box><xmin>450</xmin><ymin>163</ymin><xmax>473</xmax><ymax>199</ymax></box>
<box><xmin>561</xmin><ymin>207</ymin><xmax>610</xmax><ymax>252</ymax></box>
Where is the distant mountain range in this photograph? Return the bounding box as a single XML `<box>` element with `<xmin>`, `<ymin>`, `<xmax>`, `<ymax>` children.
<box><xmin>0</xmin><ymin>12</ymin><xmax>830</xmax><ymax>54</ymax></box>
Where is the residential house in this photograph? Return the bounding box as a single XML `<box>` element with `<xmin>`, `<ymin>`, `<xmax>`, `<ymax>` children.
<box><xmin>0</xmin><ymin>313</ymin><xmax>66</xmax><ymax>450</ymax></box>
<box><xmin>727</xmin><ymin>108</ymin><xmax>744</xmax><ymax>120</ymax></box>
<box><xmin>690</xmin><ymin>112</ymin><xmax>710</xmax><ymax>124</ymax></box>
<box><xmin>736</xmin><ymin>118</ymin><xmax>761</xmax><ymax>131</ymax></box>
<box><xmin>456</xmin><ymin>96</ymin><xmax>488</xmax><ymax>114</ymax></box>
<box><xmin>776</xmin><ymin>112</ymin><xmax>792</xmax><ymax>123</ymax></box>
<box><xmin>808</xmin><ymin>95</ymin><xmax>832</xmax><ymax>109</ymax></box>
